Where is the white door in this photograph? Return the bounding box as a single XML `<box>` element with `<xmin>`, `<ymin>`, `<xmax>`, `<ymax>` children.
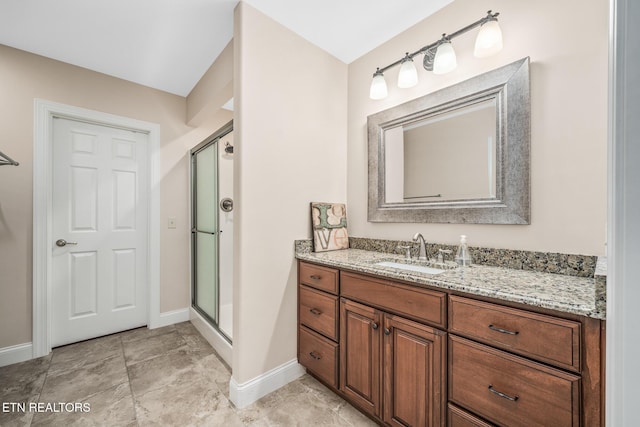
<box><xmin>51</xmin><ymin>117</ymin><xmax>148</xmax><ymax>347</ymax></box>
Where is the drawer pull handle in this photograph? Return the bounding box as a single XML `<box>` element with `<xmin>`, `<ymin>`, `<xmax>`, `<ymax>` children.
<box><xmin>309</xmin><ymin>308</ymin><xmax>322</xmax><ymax>315</ymax></box>
<box><xmin>372</xmin><ymin>322</ymin><xmax>379</xmax><ymax>330</ymax></box>
<box><xmin>488</xmin><ymin>385</ymin><xmax>519</xmax><ymax>402</ymax></box>
<box><xmin>309</xmin><ymin>351</ymin><xmax>322</xmax><ymax>360</ymax></box>
<box><xmin>488</xmin><ymin>324</ymin><xmax>519</xmax><ymax>335</ymax></box>
<box><xmin>309</xmin><ymin>275</ymin><xmax>321</xmax><ymax>280</ymax></box>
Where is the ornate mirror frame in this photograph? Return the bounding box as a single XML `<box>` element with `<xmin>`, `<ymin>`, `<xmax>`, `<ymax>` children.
<box><xmin>367</xmin><ymin>57</ymin><xmax>530</xmax><ymax>224</ymax></box>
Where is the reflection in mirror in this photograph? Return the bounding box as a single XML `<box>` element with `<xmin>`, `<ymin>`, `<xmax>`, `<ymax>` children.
<box><xmin>385</xmin><ymin>99</ymin><xmax>497</xmax><ymax>203</ymax></box>
<box><xmin>368</xmin><ymin>57</ymin><xmax>530</xmax><ymax>224</ymax></box>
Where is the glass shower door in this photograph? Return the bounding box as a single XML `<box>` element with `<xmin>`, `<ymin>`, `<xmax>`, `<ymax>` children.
<box><xmin>192</xmin><ymin>142</ymin><xmax>219</xmax><ymax>326</ymax></box>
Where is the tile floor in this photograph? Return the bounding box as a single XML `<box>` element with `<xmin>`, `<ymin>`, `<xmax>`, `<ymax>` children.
<box><xmin>0</xmin><ymin>322</ymin><xmax>377</xmax><ymax>426</ymax></box>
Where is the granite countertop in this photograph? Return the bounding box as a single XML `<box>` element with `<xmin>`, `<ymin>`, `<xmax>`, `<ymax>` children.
<box><xmin>296</xmin><ymin>248</ymin><xmax>606</xmax><ymax>320</ymax></box>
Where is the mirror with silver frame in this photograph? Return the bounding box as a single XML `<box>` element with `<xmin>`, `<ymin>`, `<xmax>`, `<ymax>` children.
<box><xmin>368</xmin><ymin>57</ymin><xmax>530</xmax><ymax>224</ymax></box>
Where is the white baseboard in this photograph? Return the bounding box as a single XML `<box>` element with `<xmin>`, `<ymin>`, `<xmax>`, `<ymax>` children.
<box><xmin>2</xmin><ymin>309</ymin><xmax>187</xmax><ymax>368</ymax></box>
<box><xmin>149</xmin><ymin>307</ymin><xmax>190</xmax><ymax>329</ymax></box>
<box><xmin>0</xmin><ymin>342</ymin><xmax>33</xmax><ymax>368</ymax></box>
<box><xmin>189</xmin><ymin>307</ymin><xmax>232</xmax><ymax>366</ymax></box>
<box><xmin>229</xmin><ymin>359</ymin><xmax>306</xmax><ymax>409</ymax></box>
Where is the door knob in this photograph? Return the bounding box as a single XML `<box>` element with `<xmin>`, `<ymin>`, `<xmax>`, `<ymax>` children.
<box><xmin>56</xmin><ymin>239</ymin><xmax>78</xmax><ymax>247</ymax></box>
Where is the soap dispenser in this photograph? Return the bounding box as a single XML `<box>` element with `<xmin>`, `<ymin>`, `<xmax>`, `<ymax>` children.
<box><xmin>455</xmin><ymin>235</ymin><xmax>473</xmax><ymax>267</ymax></box>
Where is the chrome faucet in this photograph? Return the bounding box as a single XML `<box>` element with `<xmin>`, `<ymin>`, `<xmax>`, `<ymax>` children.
<box><xmin>413</xmin><ymin>233</ymin><xmax>428</xmax><ymax>261</ymax></box>
<box><xmin>437</xmin><ymin>249</ymin><xmax>453</xmax><ymax>263</ymax></box>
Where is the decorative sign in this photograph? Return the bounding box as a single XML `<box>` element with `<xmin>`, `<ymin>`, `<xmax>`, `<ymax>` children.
<box><xmin>311</xmin><ymin>202</ymin><xmax>349</xmax><ymax>252</ymax></box>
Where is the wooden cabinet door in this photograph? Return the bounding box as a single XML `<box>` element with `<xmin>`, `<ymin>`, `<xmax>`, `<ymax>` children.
<box><xmin>340</xmin><ymin>298</ymin><xmax>381</xmax><ymax>418</ymax></box>
<box><xmin>383</xmin><ymin>314</ymin><xmax>447</xmax><ymax>427</ymax></box>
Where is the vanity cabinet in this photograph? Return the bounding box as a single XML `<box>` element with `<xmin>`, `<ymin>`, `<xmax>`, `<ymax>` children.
<box><xmin>300</xmin><ymin>285</ymin><xmax>339</xmax><ymax>341</ymax></box>
<box><xmin>448</xmin><ymin>295</ymin><xmax>594</xmax><ymax>427</ymax></box>
<box><xmin>340</xmin><ymin>299</ymin><xmax>381</xmax><ymax>417</ymax></box>
<box><xmin>383</xmin><ymin>312</ymin><xmax>446</xmax><ymax>426</ymax></box>
<box><xmin>297</xmin><ymin>260</ymin><xmax>604</xmax><ymax>427</ymax></box>
<box><xmin>298</xmin><ymin>263</ymin><xmax>340</xmax><ymax>388</ymax></box>
<box><xmin>449</xmin><ymin>335</ymin><xmax>580</xmax><ymax>426</ymax></box>
<box><xmin>449</xmin><ymin>296</ymin><xmax>581</xmax><ymax>372</ymax></box>
<box><xmin>341</xmin><ymin>271</ymin><xmax>446</xmax><ymax>329</ymax></box>
<box><xmin>340</xmin><ymin>270</ymin><xmax>447</xmax><ymax>425</ymax></box>
<box><xmin>340</xmin><ymin>298</ymin><xmax>446</xmax><ymax>426</ymax></box>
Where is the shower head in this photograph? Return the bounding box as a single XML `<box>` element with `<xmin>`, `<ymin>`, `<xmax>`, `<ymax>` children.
<box><xmin>224</xmin><ymin>142</ymin><xmax>234</xmax><ymax>154</ymax></box>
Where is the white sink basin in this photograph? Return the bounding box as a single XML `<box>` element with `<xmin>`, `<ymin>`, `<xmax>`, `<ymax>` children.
<box><xmin>375</xmin><ymin>261</ymin><xmax>446</xmax><ymax>275</ymax></box>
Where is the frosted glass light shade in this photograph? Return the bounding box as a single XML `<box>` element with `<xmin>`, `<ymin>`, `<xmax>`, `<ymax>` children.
<box><xmin>433</xmin><ymin>42</ymin><xmax>457</xmax><ymax>75</ymax></box>
<box><xmin>474</xmin><ymin>20</ymin><xmax>503</xmax><ymax>57</ymax></box>
<box><xmin>370</xmin><ymin>73</ymin><xmax>388</xmax><ymax>99</ymax></box>
<box><xmin>397</xmin><ymin>58</ymin><xmax>418</xmax><ymax>88</ymax></box>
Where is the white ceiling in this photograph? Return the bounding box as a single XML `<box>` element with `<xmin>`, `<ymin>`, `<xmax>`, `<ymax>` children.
<box><xmin>0</xmin><ymin>0</ymin><xmax>451</xmax><ymax>97</ymax></box>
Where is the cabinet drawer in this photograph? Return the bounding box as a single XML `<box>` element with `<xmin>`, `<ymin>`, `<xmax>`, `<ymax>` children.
<box><xmin>449</xmin><ymin>335</ymin><xmax>580</xmax><ymax>427</ymax></box>
<box><xmin>448</xmin><ymin>403</ymin><xmax>494</xmax><ymax>427</ymax></box>
<box><xmin>449</xmin><ymin>295</ymin><xmax>581</xmax><ymax>371</ymax></box>
<box><xmin>299</xmin><ymin>285</ymin><xmax>339</xmax><ymax>341</ymax></box>
<box><xmin>299</xmin><ymin>326</ymin><xmax>339</xmax><ymax>389</ymax></box>
<box><xmin>299</xmin><ymin>262</ymin><xmax>339</xmax><ymax>294</ymax></box>
<box><xmin>341</xmin><ymin>272</ymin><xmax>446</xmax><ymax>328</ymax></box>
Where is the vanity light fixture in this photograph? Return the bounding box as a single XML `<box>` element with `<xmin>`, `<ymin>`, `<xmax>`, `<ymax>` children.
<box><xmin>397</xmin><ymin>53</ymin><xmax>418</xmax><ymax>88</ymax></box>
<box><xmin>432</xmin><ymin>36</ymin><xmax>457</xmax><ymax>75</ymax></box>
<box><xmin>474</xmin><ymin>15</ymin><xmax>503</xmax><ymax>57</ymax></box>
<box><xmin>369</xmin><ymin>68</ymin><xmax>388</xmax><ymax>99</ymax></box>
<box><xmin>369</xmin><ymin>10</ymin><xmax>503</xmax><ymax>99</ymax></box>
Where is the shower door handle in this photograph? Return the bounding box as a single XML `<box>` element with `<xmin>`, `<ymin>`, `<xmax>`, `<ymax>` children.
<box><xmin>220</xmin><ymin>198</ymin><xmax>233</xmax><ymax>212</ymax></box>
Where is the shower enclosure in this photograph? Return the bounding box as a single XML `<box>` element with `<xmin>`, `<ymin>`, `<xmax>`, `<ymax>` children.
<box><xmin>191</xmin><ymin>121</ymin><xmax>233</xmax><ymax>343</ymax></box>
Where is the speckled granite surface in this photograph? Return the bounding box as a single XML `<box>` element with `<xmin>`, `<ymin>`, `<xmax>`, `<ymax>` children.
<box><xmin>295</xmin><ymin>241</ymin><xmax>606</xmax><ymax>320</ymax></box>
<box><xmin>594</xmin><ymin>257</ymin><xmax>607</xmax><ymax>313</ymax></box>
<box><xmin>349</xmin><ymin>237</ymin><xmax>598</xmax><ymax>277</ymax></box>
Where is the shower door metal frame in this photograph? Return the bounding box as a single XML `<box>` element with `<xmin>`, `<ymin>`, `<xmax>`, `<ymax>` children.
<box><xmin>190</xmin><ymin>120</ymin><xmax>233</xmax><ymax>343</ymax></box>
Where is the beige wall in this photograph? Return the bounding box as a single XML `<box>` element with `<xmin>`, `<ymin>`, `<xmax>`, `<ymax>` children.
<box><xmin>233</xmin><ymin>3</ymin><xmax>347</xmax><ymax>383</ymax></box>
<box><xmin>0</xmin><ymin>0</ymin><xmax>607</xmax><ymax>374</ymax></box>
<box><xmin>348</xmin><ymin>0</ymin><xmax>608</xmax><ymax>255</ymax></box>
<box><xmin>187</xmin><ymin>40</ymin><xmax>234</xmax><ymax>126</ymax></box>
<box><xmin>0</xmin><ymin>44</ymin><xmax>229</xmax><ymax>349</ymax></box>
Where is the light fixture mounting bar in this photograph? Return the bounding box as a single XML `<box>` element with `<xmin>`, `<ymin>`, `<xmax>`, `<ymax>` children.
<box><xmin>374</xmin><ymin>10</ymin><xmax>500</xmax><ymax>75</ymax></box>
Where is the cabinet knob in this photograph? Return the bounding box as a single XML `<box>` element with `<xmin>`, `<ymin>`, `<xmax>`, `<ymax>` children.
<box><xmin>384</xmin><ymin>328</ymin><xmax>391</xmax><ymax>335</ymax></box>
<box><xmin>372</xmin><ymin>322</ymin><xmax>379</xmax><ymax>330</ymax></box>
